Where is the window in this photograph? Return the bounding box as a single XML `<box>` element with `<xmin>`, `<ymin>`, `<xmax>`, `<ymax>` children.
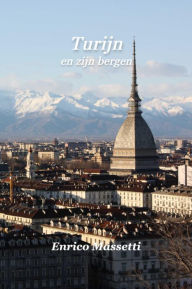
<box><xmin>135</xmin><ymin>262</ymin><xmax>140</xmax><ymax>270</ymax></box>
<box><xmin>34</xmin><ymin>280</ymin><xmax>38</xmax><ymax>288</ymax></box>
<box><xmin>134</xmin><ymin>251</ymin><xmax>140</xmax><ymax>257</ymax></box>
<box><xmin>142</xmin><ymin>250</ymin><xmax>148</xmax><ymax>258</ymax></box>
<box><xmin>151</xmin><ymin>261</ymin><xmax>156</xmax><ymax>269</ymax></box>
<box><xmin>42</xmin><ymin>258</ymin><xmax>47</xmax><ymax>265</ymax></box>
<box><xmin>18</xmin><ymin>282</ymin><xmax>23</xmax><ymax>289</ymax></box>
<box><xmin>42</xmin><ymin>268</ymin><xmax>46</xmax><ymax>277</ymax></box>
<box><xmin>34</xmin><ymin>269</ymin><xmax>38</xmax><ymax>277</ymax></box>
<box><xmin>121</xmin><ymin>263</ymin><xmax>126</xmax><ymax>272</ymax></box>
<box><xmin>121</xmin><ymin>251</ymin><xmax>127</xmax><ymax>258</ymax></box>
<box><xmin>11</xmin><ymin>260</ymin><xmax>15</xmax><ymax>266</ymax></box>
<box><xmin>57</xmin><ymin>267</ymin><xmax>61</xmax><ymax>275</ymax></box>
<box><xmin>42</xmin><ymin>280</ymin><xmax>46</xmax><ymax>288</ymax></box>
<box><xmin>25</xmin><ymin>281</ymin><xmax>30</xmax><ymax>289</ymax></box>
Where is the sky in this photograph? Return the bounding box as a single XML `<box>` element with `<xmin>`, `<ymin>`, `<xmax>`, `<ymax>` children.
<box><xmin>0</xmin><ymin>0</ymin><xmax>192</xmax><ymax>100</ymax></box>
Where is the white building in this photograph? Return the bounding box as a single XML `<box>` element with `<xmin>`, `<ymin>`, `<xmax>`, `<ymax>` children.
<box><xmin>159</xmin><ymin>147</ymin><xmax>172</xmax><ymax>154</ymax></box>
<box><xmin>176</xmin><ymin>139</ymin><xmax>184</xmax><ymax>149</ymax></box>
<box><xmin>18</xmin><ymin>142</ymin><xmax>36</xmax><ymax>150</ymax></box>
<box><xmin>0</xmin><ymin>205</ymin><xmax>70</xmax><ymax>232</ymax></box>
<box><xmin>6</xmin><ymin>150</ymin><xmax>27</xmax><ymax>159</ymax></box>
<box><xmin>152</xmin><ymin>186</ymin><xmax>192</xmax><ymax>215</ymax></box>
<box><xmin>19</xmin><ymin>181</ymin><xmax>153</xmax><ymax>207</ymax></box>
<box><xmin>26</xmin><ymin>148</ymin><xmax>36</xmax><ymax>179</ymax></box>
<box><xmin>38</xmin><ymin>151</ymin><xmax>59</xmax><ymax>161</ymax></box>
<box><xmin>178</xmin><ymin>155</ymin><xmax>192</xmax><ymax>186</ymax></box>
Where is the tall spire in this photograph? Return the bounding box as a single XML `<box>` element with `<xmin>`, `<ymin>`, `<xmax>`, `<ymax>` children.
<box><xmin>132</xmin><ymin>39</ymin><xmax>137</xmax><ymax>93</ymax></box>
<box><xmin>128</xmin><ymin>40</ymin><xmax>141</xmax><ymax>114</ymax></box>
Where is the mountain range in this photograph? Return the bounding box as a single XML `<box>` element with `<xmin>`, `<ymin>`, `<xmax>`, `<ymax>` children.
<box><xmin>0</xmin><ymin>89</ymin><xmax>192</xmax><ymax>140</ymax></box>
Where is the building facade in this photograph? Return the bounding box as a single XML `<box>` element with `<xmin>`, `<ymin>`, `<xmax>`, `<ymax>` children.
<box><xmin>178</xmin><ymin>155</ymin><xmax>192</xmax><ymax>186</ymax></box>
<box><xmin>38</xmin><ymin>151</ymin><xmax>59</xmax><ymax>161</ymax></box>
<box><xmin>42</xmin><ymin>212</ymin><xmax>191</xmax><ymax>289</ymax></box>
<box><xmin>152</xmin><ymin>186</ymin><xmax>192</xmax><ymax>215</ymax></box>
<box><xmin>0</xmin><ymin>231</ymin><xmax>88</xmax><ymax>289</ymax></box>
<box><xmin>0</xmin><ymin>206</ymin><xmax>73</xmax><ymax>232</ymax></box>
<box><xmin>20</xmin><ymin>182</ymin><xmax>154</xmax><ymax>207</ymax></box>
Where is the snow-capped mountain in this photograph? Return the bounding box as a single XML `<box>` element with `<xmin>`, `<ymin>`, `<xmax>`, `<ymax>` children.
<box><xmin>0</xmin><ymin>89</ymin><xmax>192</xmax><ymax>139</ymax></box>
<box><xmin>15</xmin><ymin>90</ymin><xmax>65</xmax><ymax>117</ymax></box>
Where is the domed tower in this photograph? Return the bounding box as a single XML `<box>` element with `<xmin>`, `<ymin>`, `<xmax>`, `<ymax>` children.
<box><xmin>110</xmin><ymin>41</ymin><xmax>158</xmax><ymax>175</ymax></box>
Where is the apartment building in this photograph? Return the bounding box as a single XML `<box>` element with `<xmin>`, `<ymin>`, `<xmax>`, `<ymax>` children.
<box><xmin>0</xmin><ymin>230</ymin><xmax>88</xmax><ymax>289</ymax></box>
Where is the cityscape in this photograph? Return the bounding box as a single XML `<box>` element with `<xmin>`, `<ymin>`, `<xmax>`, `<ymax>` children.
<box><xmin>1</xmin><ymin>1</ymin><xmax>192</xmax><ymax>289</ymax></box>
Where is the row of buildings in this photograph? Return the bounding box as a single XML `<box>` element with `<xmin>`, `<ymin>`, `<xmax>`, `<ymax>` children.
<box><xmin>13</xmin><ymin>176</ymin><xmax>192</xmax><ymax>216</ymax></box>
<box><xmin>0</xmin><ymin>203</ymin><xmax>191</xmax><ymax>289</ymax></box>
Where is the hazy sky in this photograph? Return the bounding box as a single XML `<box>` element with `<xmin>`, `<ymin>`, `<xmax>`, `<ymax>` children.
<box><xmin>0</xmin><ymin>0</ymin><xmax>191</xmax><ymax>100</ymax></box>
